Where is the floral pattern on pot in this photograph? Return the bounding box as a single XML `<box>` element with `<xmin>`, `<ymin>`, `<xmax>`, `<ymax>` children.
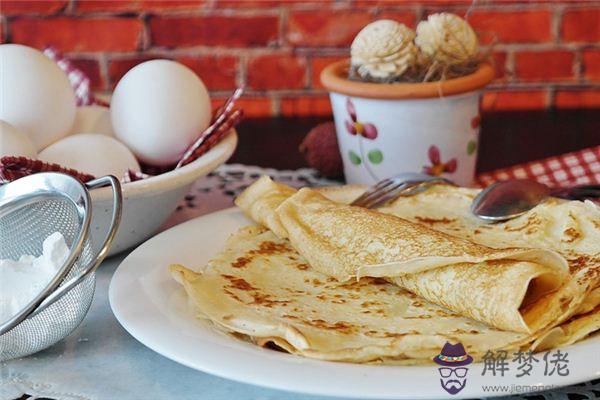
<box><xmin>348</xmin><ymin>150</ymin><xmax>362</xmax><ymax>165</ymax></box>
<box><xmin>345</xmin><ymin>98</ymin><xmax>378</xmax><ymax>139</ymax></box>
<box><xmin>467</xmin><ymin>114</ymin><xmax>480</xmax><ymax>157</ymax></box>
<box><xmin>467</xmin><ymin>139</ymin><xmax>477</xmax><ymax>155</ymax></box>
<box><xmin>423</xmin><ymin>145</ymin><xmax>457</xmax><ymax>176</ymax></box>
<box><xmin>344</xmin><ymin>98</ymin><xmax>382</xmax><ymax>180</ymax></box>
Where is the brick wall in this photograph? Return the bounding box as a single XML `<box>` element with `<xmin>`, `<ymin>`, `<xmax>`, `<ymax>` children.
<box><xmin>2</xmin><ymin>0</ymin><xmax>599</xmax><ymax>117</ymax></box>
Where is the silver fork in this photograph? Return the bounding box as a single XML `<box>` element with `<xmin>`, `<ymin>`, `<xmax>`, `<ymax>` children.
<box><xmin>351</xmin><ymin>173</ymin><xmax>454</xmax><ymax>209</ymax></box>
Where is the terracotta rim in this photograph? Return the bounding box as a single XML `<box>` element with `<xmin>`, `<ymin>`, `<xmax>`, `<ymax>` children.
<box><xmin>320</xmin><ymin>59</ymin><xmax>494</xmax><ymax>99</ymax></box>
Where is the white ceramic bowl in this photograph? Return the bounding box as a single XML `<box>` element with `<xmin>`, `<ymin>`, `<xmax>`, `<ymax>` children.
<box><xmin>89</xmin><ymin>130</ymin><xmax>237</xmax><ymax>256</ymax></box>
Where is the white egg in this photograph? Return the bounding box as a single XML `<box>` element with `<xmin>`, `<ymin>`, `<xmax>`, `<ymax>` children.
<box><xmin>39</xmin><ymin>133</ymin><xmax>140</xmax><ymax>178</ymax></box>
<box><xmin>69</xmin><ymin>105</ymin><xmax>115</xmax><ymax>137</ymax></box>
<box><xmin>111</xmin><ymin>60</ymin><xmax>211</xmax><ymax>166</ymax></box>
<box><xmin>0</xmin><ymin>44</ymin><xmax>76</xmax><ymax>150</ymax></box>
<box><xmin>0</xmin><ymin>120</ymin><xmax>37</xmax><ymax>159</ymax></box>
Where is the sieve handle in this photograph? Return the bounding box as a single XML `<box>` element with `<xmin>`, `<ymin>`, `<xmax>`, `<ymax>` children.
<box><xmin>31</xmin><ymin>175</ymin><xmax>123</xmax><ymax>317</ymax></box>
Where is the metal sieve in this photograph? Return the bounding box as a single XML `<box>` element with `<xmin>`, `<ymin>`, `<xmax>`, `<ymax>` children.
<box><xmin>0</xmin><ymin>172</ymin><xmax>122</xmax><ymax>361</ymax></box>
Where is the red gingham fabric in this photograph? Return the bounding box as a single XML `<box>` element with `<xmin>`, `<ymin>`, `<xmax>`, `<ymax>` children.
<box><xmin>43</xmin><ymin>46</ymin><xmax>95</xmax><ymax>107</ymax></box>
<box><xmin>476</xmin><ymin>146</ymin><xmax>600</xmax><ymax>188</ymax></box>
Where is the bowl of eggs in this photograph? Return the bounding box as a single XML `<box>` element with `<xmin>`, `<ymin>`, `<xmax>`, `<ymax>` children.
<box><xmin>0</xmin><ymin>44</ymin><xmax>237</xmax><ymax>255</ymax></box>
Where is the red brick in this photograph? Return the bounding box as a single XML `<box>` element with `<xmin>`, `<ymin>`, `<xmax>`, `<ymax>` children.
<box><xmin>492</xmin><ymin>52</ymin><xmax>507</xmax><ymax>81</ymax></box>
<box><xmin>311</xmin><ymin>56</ymin><xmax>345</xmax><ymax>89</ymax></box>
<box><xmin>212</xmin><ymin>96</ymin><xmax>272</xmax><ymax>117</ymax></box>
<box><xmin>373</xmin><ymin>11</ymin><xmax>416</xmax><ymax>28</ymax></box>
<box><xmin>150</xmin><ymin>15</ymin><xmax>279</xmax><ymax>48</ymax></box>
<box><xmin>554</xmin><ymin>90</ymin><xmax>600</xmax><ymax>109</ymax></box>
<box><xmin>247</xmin><ymin>54</ymin><xmax>307</xmax><ymax>90</ymax></box>
<box><xmin>287</xmin><ymin>10</ymin><xmax>373</xmax><ymax>47</ymax></box>
<box><xmin>70</xmin><ymin>58</ymin><xmax>104</xmax><ymax>90</ymax></box>
<box><xmin>514</xmin><ymin>51</ymin><xmax>574</xmax><ymax>81</ymax></box>
<box><xmin>357</xmin><ymin>0</ymin><xmax>470</xmax><ymax>4</ymax></box>
<box><xmin>109</xmin><ymin>56</ymin><xmax>160</xmax><ymax>87</ymax></box>
<box><xmin>109</xmin><ymin>55</ymin><xmax>236</xmax><ymax>91</ymax></box>
<box><xmin>11</xmin><ymin>17</ymin><xmax>142</xmax><ymax>52</ymax></box>
<box><xmin>482</xmin><ymin>90</ymin><xmax>547</xmax><ymax>111</ymax></box>
<box><xmin>468</xmin><ymin>10</ymin><xmax>552</xmax><ymax>43</ymax></box>
<box><xmin>0</xmin><ymin>21</ymin><xmax>4</xmax><ymax>44</ymax></box>
<box><xmin>76</xmin><ymin>0</ymin><xmax>206</xmax><ymax>12</ymax></box>
<box><xmin>177</xmin><ymin>56</ymin><xmax>238</xmax><ymax>91</ymax></box>
<box><xmin>1</xmin><ymin>1</ymin><xmax>67</xmax><ymax>15</ymax></box>
<box><xmin>280</xmin><ymin>96</ymin><xmax>332</xmax><ymax>117</ymax></box>
<box><xmin>583</xmin><ymin>51</ymin><xmax>600</xmax><ymax>80</ymax></box>
<box><xmin>214</xmin><ymin>0</ymin><xmax>315</xmax><ymax>7</ymax></box>
<box><xmin>562</xmin><ymin>8</ymin><xmax>600</xmax><ymax>42</ymax></box>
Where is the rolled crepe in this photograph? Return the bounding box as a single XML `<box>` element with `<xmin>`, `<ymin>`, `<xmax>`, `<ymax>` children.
<box><xmin>318</xmin><ymin>183</ymin><xmax>600</xmax><ymax>320</ymax></box>
<box><xmin>236</xmin><ymin>176</ymin><xmax>570</xmax><ymax>333</ymax></box>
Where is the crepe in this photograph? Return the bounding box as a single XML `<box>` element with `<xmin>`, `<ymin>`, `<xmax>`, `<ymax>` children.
<box><xmin>320</xmin><ymin>184</ymin><xmax>600</xmax><ymax>314</ymax></box>
<box><xmin>318</xmin><ymin>183</ymin><xmax>600</xmax><ymax>349</ymax></box>
<box><xmin>170</xmin><ymin>226</ymin><xmax>536</xmax><ymax>363</ymax></box>
<box><xmin>532</xmin><ymin>306</ymin><xmax>600</xmax><ymax>350</ymax></box>
<box><xmin>235</xmin><ymin>177</ymin><xmax>574</xmax><ymax>333</ymax></box>
<box><xmin>170</xmin><ymin>180</ymin><xmax>600</xmax><ymax>364</ymax></box>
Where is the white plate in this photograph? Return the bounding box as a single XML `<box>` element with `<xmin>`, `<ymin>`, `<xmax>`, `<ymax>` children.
<box><xmin>110</xmin><ymin>208</ymin><xmax>600</xmax><ymax>399</ymax></box>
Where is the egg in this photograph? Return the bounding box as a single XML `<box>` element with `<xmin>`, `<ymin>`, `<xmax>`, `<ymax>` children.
<box><xmin>39</xmin><ymin>133</ymin><xmax>140</xmax><ymax>178</ymax></box>
<box><xmin>111</xmin><ymin>60</ymin><xmax>211</xmax><ymax>166</ymax></box>
<box><xmin>0</xmin><ymin>44</ymin><xmax>76</xmax><ymax>150</ymax></box>
<box><xmin>0</xmin><ymin>120</ymin><xmax>37</xmax><ymax>159</ymax></box>
<box><xmin>69</xmin><ymin>105</ymin><xmax>115</xmax><ymax>137</ymax></box>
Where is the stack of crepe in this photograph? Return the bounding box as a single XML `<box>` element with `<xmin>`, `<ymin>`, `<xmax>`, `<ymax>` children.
<box><xmin>170</xmin><ymin>176</ymin><xmax>600</xmax><ymax>364</ymax></box>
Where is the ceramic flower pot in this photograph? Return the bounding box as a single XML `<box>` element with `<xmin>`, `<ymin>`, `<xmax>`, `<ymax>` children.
<box><xmin>321</xmin><ymin>60</ymin><xmax>494</xmax><ymax>186</ymax></box>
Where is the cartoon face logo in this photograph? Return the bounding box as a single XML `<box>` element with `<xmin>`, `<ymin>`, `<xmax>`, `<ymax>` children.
<box><xmin>433</xmin><ymin>342</ymin><xmax>473</xmax><ymax>395</ymax></box>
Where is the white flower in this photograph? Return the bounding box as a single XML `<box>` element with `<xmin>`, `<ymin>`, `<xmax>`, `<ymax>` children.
<box><xmin>351</xmin><ymin>19</ymin><xmax>417</xmax><ymax>80</ymax></box>
<box><xmin>415</xmin><ymin>13</ymin><xmax>478</xmax><ymax>66</ymax></box>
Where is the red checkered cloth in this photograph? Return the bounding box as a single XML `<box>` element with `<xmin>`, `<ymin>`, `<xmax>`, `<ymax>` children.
<box><xmin>43</xmin><ymin>46</ymin><xmax>98</xmax><ymax>107</ymax></box>
<box><xmin>476</xmin><ymin>146</ymin><xmax>600</xmax><ymax>188</ymax></box>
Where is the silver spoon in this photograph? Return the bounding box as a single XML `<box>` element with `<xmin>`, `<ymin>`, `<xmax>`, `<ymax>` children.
<box><xmin>471</xmin><ymin>179</ymin><xmax>600</xmax><ymax>221</ymax></box>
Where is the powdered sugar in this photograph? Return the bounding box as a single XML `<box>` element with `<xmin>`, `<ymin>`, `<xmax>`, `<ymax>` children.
<box><xmin>0</xmin><ymin>232</ymin><xmax>69</xmax><ymax>323</ymax></box>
